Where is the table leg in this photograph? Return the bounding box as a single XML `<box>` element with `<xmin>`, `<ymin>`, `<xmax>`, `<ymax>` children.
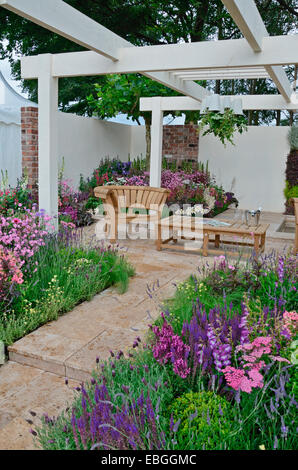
<box><xmin>203</xmin><ymin>233</ymin><xmax>209</xmax><ymax>257</ymax></box>
<box><xmin>254</xmin><ymin>234</ymin><xmax>260</xmax><ymax>257</ymax></box>
<box><xmin>156</xmin><ymin>222</ymin><xmax>162</xmax><ymax>251</ymax></box>
<box><xmin>260</xmin><ymin>233</ymin><xmax>266</xmax><ymax>252</ymax></box>
<box><xmin>215</xmin><ymin>234</ymin><xmax>220</xmax><ymax>248</ymax></box>
<box><xmin>110</xmin><ymin>212</ymin><xmax>118</xmax><ymax>244</ymax></box>
<box><xmin>173</xmin><ymin>229</ymin><xmax>178</xmax><ymax>244</ymax></box>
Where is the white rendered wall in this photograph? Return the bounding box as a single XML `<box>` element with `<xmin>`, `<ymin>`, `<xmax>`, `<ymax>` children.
<box><xmin>199</xmin><ymin>126</ymin><xmax>290</xmax><ymax>212</ymax></box>
<box><xmin>130</xmin><ymin>125</ymin><xmax>146</xmax><ymax>160</ymax></box>
<box><xmin>57</xmin><ymin>112</ymin><xmax>146</xmax><ymax>187</ymax></box>
<box><xmin>0</xmin><ymin>107</ymin><xmax>22</xmax><ymax>187</ymax></box>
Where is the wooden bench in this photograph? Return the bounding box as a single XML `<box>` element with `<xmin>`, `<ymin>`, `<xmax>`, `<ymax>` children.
<box><xmin>156</xmin><ymin>216</ymin><xmax>270</xmax><ymax>257</ymax></box>
<box><xmin>94</xmin><ymin>185</ymin><xmax>170</xmax><ymax>243</ymax></box>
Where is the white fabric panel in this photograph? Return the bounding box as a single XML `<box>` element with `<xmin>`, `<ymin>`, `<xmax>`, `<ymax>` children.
<box><xmin>0</xmin><ymin>107</ymin><xmax>22</xmax><ymax>187</ymax></box>
<box><xmin>0</xmin><ymin>105</ymin><xmax>21</xmax><ymax>125</ymax></box>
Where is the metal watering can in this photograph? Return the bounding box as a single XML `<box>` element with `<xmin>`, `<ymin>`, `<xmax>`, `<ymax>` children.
<box><xmin>244</xmin><ymin>208</ymin><xmax>261</xmax><ymax>227</ymax></box>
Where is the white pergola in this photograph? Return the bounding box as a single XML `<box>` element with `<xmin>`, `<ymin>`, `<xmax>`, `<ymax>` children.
<box><xmin>0</xmin><ymin>0</ymin><xmax>297</xmax><ymax>229</ymax></box>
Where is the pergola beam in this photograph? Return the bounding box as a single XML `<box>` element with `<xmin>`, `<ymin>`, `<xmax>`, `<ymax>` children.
<box><xmin>222</xmin><ymin>0</ymin><xmax>293</xmax><ymax>102</ymax></box>
<box><xmin>140</xmin><ymin>95</ymin><xmax>298</xmax><ymax>111</ymax></box>
<box><xmin>21</xmin><ymin>35</ymin><xmax>298</xmax><ymax>80</ymax></box>
<box><xmin>173</xmin><ymin>66</ymin><xmax>269</xmax><ymax>75</ymax></box>
<box><xmin>221</xmin><ymin>0</ymin><xmax>267</xmax><ymax>51</ymax></box>
<box><xmin>178</xmin><ymin>72</ymin><xmax>270</xmax><ymax>80</ymax></box>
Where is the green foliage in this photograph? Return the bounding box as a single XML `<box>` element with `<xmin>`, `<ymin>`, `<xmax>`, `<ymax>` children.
<box><xmin>288</xmin><ymin>125</ymin><xmax>298</xmax><ymax>151</ymax></box>
<box><xmin>198</xmin><ymin>109</ymin><xmax>248</xmax><ymax>146</ymax></box>
<box><xmin>284</xmin><ymin>182</ymin><xmax>298</xmax><ymax>201</ymax></box>
<box><xmin>168</xmin><ymin>391</ymin><xmax>234</xmax><ymax>450</ymax></box>
<box><xmin>87</xmin><ymin>74</ymin><xmax>178</xmax><ymax>125</ymax></box>
<box><xmin>162</xmin><ymin>158</ymin><xmax>209</xmax><ymax>175</ymax></box>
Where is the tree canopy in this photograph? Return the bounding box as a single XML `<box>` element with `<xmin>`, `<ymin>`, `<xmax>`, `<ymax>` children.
<box><xmin>0</xmin><ymin>0</ymin><xmax>297</xmax><ymax>123</ymax></box>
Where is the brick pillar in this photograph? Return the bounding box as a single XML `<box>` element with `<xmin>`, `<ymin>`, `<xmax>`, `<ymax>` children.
<box><xmin>162</xmin><ymin>124</ymin><xmax>199</xmax><ymax>167</ymax></box>
<box><xmin>21</xmin><ymin>107</ymin><xmax>38</xmax><ymax>190</ymax></box>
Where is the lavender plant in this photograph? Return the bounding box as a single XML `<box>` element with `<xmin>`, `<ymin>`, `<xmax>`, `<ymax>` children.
<box><xmin>35</xmin><ymin>349</ymin><xmax>173</xmax><ymax>450</ymax></box>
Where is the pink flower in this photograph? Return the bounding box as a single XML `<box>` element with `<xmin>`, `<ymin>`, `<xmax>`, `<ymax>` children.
<box><xmin>152</xmin><ymin>317</ymin><xmax>190</xmax><ymax>379</ymax></box>
<box><xmin>282</xmin><ymin>311</ymin><xmax>298</xmax><ymax>338</ymax></box>
<box><xmin>269</xmin><ymin>355</ymin><xmax>290</xmax><ymax>364</ymax></box>
<box><xmin>223</xmin><ymin>366</ymin><xmax>264</xmax><ymax>393</ymax></box>
<box><xmin>224</xmin><ymin>334</ymin><xmax>291</xmax><ymax>394</ymax></box>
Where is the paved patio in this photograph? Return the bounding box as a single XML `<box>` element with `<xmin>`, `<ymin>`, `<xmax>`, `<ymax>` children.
<box><xmin>0</xmin><ymin>213</ymin><xmax>294</xmax><ymax>449</ymax></box>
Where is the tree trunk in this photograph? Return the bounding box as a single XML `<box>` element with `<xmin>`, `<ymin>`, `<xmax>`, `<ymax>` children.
<box><xmin>276</xmin><ymin>110</ymin><xmax>281</xmax><ymax>126</ymax></box>
<box><xmin>144</xmin><ymin>117</ymin><xmax>151</xmax><ymax>171</ymax></box>
<box><xmin>215</xmin><ymin>80</ymin><xmax>221</xmax><ymax>94</ymax></box>
<box><xmin>215</xmin><ymin>1</ymin><xmax>223</xmax><ymax>96</ymax></box>
<box><xmin>289</xmin><ymin>64</ymin><xmax>298</xmax><ymax>126</ymax></box>
<box><xmin>248</xmin><ymin>79</ymin><xmax>256</xmax><ymax>125</ymax></box>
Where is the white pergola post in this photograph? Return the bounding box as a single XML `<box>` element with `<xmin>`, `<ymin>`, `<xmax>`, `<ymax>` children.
<box><xmin>37</xmin><ymin>54</ymin><xmax>59</xmax><ymax>231</ymax></box>
<box><xmin>149</xmin><ymin>98</ymin><xmax>163</xmax><ymax>188</ymax></box>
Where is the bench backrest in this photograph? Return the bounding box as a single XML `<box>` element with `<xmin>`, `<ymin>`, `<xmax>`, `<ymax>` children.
<box><xmin>94</xmin><ymin>185</ymin><xmax>170</xmax><ymax>212</ymax></box>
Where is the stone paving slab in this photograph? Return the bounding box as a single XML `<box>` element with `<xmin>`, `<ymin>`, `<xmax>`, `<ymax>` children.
<box><xmin>0</xmin><ymin>417</ymin><xmax>37</xmax><ymax>450</ymax></box>
<box><xmin>0</xmin><ymin>362</ymin><xmax>43</xmax><ymax>404</ymax></box>
<box><xmin>0</xmin><ymin>362</ymin><xmax>79</xmax><ymax>450</ymax></box>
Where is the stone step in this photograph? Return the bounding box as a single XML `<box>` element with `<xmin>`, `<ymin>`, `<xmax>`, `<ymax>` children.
<box><xmin>0</xmin><ymin>361</ymin><xmax>79</xmax><ymax>450</ymax></box>
<box><xmin>7</xmin><ymin>265</ymin><xmax>194</xmax><ymax>382</ymax></box>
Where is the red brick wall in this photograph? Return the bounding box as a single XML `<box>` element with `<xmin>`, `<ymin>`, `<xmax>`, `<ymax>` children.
<box><xmin>21</xmin><ymin>107</ymin><xmax>38</xmax><ymax>190</ymax></box>
<box><xmin>162</xmin><ymin>124</ymin><xmax>199</xmax><ymax>167</ymax></box>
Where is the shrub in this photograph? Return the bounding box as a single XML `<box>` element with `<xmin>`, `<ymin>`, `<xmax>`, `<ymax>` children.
<box><xmin>58</xmin><ymin>179</ymin><xmax>92</xmax><ymax>227</ymax></box>
<box><xmin>168</xmin><ymin>391</ymin><xmax>234</xmax><ymax>450</ymax></box>
<box><xmin>284</xmin><ymin>126</ymin><xmax>298</xmax><ymax>214</ymax></box>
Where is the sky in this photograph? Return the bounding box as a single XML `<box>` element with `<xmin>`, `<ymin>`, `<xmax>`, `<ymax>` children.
<box><xmin>0</xmin><ymin>54</ymin><xmax>27</xmax><ymax>98</ymax></box>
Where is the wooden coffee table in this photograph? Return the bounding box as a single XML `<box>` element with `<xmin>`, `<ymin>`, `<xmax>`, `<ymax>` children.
<box><xmin>156</xmin><ymin>216</ymin><xmax>270</xmax><ymax>257</ymax></box>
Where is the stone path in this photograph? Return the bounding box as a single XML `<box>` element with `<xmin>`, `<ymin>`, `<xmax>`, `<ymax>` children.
<box><xmin>0</xmin><ymin>219</ymin><xmax>293</xmax><ymax>450</ymax></box>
